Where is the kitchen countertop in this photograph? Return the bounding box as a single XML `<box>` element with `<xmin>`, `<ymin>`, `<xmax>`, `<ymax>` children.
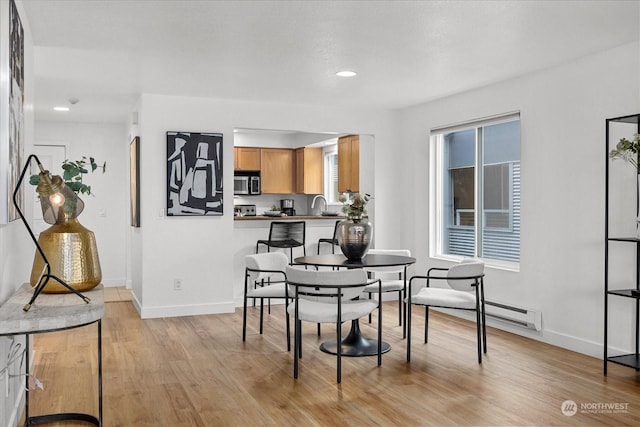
<box><xmin>234</xmin><ymin>214</ymin><xmax>345</xmax><ymax>221</ymax></box>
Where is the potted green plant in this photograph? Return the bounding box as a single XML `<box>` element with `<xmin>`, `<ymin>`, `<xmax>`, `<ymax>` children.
<box><xmin>610</xmin><ymin>134</ymin><xmax>640</xmax><ymax>170</ymax></box>
<box><xmin>610</xmin><ymin>134</ymin><xmax>640</xmax><ymax>237</ymax></box>
<box><xmin>29</xmin><ymin>156</ymin><xmax>106</xmax><ymax>196</ymax></box>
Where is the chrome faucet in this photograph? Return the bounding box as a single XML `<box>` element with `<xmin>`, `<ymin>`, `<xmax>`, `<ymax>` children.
<box><xmin>311</xmin><ymin>195</ymin><xmax>327</xmax><ymax>213</ymax></box>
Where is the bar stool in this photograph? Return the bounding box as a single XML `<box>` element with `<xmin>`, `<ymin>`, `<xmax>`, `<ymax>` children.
<box><xmin>317</xmin><ymin>220</ymin><xmax>341</xmax><ymax>255</ymax></box>
<box><xmin>256</xmin><ymin>221</ymin><xmax>306</xmax><ymax>263</ymax></box>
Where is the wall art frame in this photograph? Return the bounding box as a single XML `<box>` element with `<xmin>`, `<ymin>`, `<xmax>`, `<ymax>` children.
<box><xmin>0</xmin><ymin>0</ymin><xmax>24</xmax><ymax>224</ymax></box>
<box><xmin>130</xmin><ymin>136</ymin><xmax>140</xmax><ymax>227</ymax></box>
<box><xmin>166</xmin><ymin>131</ymin><xmax>223</xmax><ymax>216</ymax></box>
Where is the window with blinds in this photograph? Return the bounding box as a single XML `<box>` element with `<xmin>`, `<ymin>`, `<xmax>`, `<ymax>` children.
<box><xmin>324</xmin><ymin>146</ymin><xmax>339</xmax><ymax>203</ymax></box>
<box><xmin>430</xmin><ymin>112</ymin><xmax>521</xmax><ymax>264</ymax></box>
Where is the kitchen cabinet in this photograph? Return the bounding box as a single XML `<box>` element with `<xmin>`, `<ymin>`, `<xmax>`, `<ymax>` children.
<box><xmin>261</xmin><ymin>148</ymin><xmax>294</xmax><ymax>194</ymax></box>
<box><xmin>338</xmin><ymin>135</ymin><xmax>359</xmax><ymax>193</ymax></box>
<box><xmin>234</xmin><ymin>147</ymin><xmax>261</xmax><ymax>171</ymax></box>
<box><xmin>295</xmin><ymin>147</ymin><xmax>323</xmax><ymax>194</ymax></box>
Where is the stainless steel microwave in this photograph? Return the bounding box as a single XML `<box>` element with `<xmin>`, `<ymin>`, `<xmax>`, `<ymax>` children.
<box><xmin>234</xmin><ymin>173</ymin><xmax>261</xmax><ymax>195</ymax></box>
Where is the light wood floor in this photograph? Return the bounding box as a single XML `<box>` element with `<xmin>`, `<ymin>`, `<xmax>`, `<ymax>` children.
<box><xmin>22</xmin><ymin>300</ymin><xmax>640</xmax><ymax>426</ymax></box>
<box><xmin>103</xmin><ymin>286</ymin><xmax>132</xmax><ymax>303</ymax></box>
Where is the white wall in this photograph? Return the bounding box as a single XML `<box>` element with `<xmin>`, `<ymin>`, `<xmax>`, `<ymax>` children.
<box><xmin>132</xmin><ymin>95</ymin><xmax>395</xmax><ymax>318</ymax></box>
<box><xmin>0</xmin><ymin>1</ymin><xmax>33</xmax><ymax>424</ymax></box>
<box><xmin>34</xmin><ymin>121</ymin><xmax>129</xmax><ymax>287</ymax></box>
<box><xmin>0</xmin><ymin>30</ymin><xmax>629</xmax><ymax>427</ymax></box>
<box><xmin>397</xmin><ymin>41</ymin><xmax>640</xmax><ymax>358</ymax></box>
<box><xmin>130</xmin><ymin>41</ymin><xmax>640</xmax><ymax>360</ymax></box>
<box><xmin>0</xmin><ymin>118</ymin><xmax>128</xmax><ymax>426</ymax></box>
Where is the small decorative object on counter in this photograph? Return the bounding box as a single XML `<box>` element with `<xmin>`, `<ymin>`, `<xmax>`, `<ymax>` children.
<box><xmin>337</xmin><ymin>191</ymin><xmax>373</xmax><ymax>260</ymax></box>
<box><xmin>264</xmin><ymin>205</ymin><xmax>283</xmax><ymax>217</ymax></box>
<box><xmin>610</xmin><ymin>134</ymin><xmax>640</xmax><ymax>237</ymax></box>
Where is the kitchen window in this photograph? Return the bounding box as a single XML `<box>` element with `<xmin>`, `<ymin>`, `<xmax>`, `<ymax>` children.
<box><xmin>323</xmin><ymin>145</ymin><xmax>339</xmax><ymax>203</ymax></box>
<box><xmin>430</xmin><ymin>112</ymin><xmax>521</xmax><ymax>265</ymax></box>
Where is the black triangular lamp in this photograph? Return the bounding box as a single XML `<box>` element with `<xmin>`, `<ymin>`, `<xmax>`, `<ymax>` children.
<box><xmin>13</xmin><ymin>154</ymin><xmax>92</xmax><ymax>311</ymax></box>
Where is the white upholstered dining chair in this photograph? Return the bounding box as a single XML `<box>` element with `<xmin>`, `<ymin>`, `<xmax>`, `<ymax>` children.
<box><xmin>363</xmin><ymin>248</ymin><xmax>412</xmax><ymax>337</ymax></box>
<box><xmin>406</xmin><ymin>260</ymin><xmax>486</xmax><ymax>363</ymax></box>
<box><xmin>242</xmin><ymin>252</ymin><xmax>291</xmax><ymax>350</ymax></box>
<box><xmin>285</xmin><ymin>266</ymin><xmax>382</xmax><ymax>383</ymax></box>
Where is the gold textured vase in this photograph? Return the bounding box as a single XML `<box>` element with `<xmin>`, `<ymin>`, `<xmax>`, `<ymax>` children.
<box><xmin>30</xmin><ymin>218</ymin><xmax>102</xmax><ymax>293</ymax></box>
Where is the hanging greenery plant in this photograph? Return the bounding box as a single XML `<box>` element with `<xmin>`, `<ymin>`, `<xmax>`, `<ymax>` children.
<box><xmin>30</xmin><ymin>156</ymin><xmax>107</xmax><ymax>196</ymax></box>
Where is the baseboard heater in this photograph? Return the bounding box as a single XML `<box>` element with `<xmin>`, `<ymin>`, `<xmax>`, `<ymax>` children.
<box><xmin>484</xmin><ymin>300</ymin><xmax>542</xmax><ymax>331</ymax></box>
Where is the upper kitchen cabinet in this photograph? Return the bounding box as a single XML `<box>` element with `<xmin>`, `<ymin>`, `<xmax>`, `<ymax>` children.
<box><xmin>234</xmin><ymin>147</ymin><xmax>261</xmax><ymax>171</ymax></box>
<box><xmin>338</xmin><ymin>135</ymin><xmax>359</xmax><ymax>193</ymax></box>
<box><xmin>295</xmin><ymin>147</ymin><xmax>323</xmax><ymax>194</ymax></box>
<box><xmin>261</xmin><ymin>148</ymin><xmax>294</xmax><ymax>194</ymax></box>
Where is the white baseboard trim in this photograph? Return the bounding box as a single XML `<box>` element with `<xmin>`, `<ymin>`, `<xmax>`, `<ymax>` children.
<box><xmin>100</xmin><ymin>278</ymin><xmax>127</xmax><ymax>287</ymax></box>
<box><xmin>137</xmin><ymin>301</ymin><xmax>236</xmax><ymax>319</ymax></box>
<box><xmin>133</xmin><ymin>294</ymin><xmax>620</xmax><ymax>362</ymax></box>
<box><xmin>131</xmin><ymin>292</ymin><xmax>142</xmax><ymax>317</ymax></box>
<box><xmin>433</xmin><ymin>308</ymin><xmax>618</xmax><ymax>360</ymax></box>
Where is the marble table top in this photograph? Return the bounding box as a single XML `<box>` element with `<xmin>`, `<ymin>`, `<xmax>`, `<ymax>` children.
<box><xmin>0</xmin><ymin>283</ymin><xmax>104</xmax><ymax>336</ymax></box>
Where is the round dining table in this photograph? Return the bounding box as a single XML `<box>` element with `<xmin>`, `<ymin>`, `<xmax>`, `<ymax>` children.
<box><xmin>293</xmin><ymin>253</ymin><xmax>416</xmax><ymax>357</ymax></box>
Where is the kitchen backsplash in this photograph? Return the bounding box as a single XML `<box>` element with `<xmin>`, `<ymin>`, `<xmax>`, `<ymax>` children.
<box><xmin>233</xmin><ymin>194</ymin><xmax>341</xmax><ymax>216</ymax></box>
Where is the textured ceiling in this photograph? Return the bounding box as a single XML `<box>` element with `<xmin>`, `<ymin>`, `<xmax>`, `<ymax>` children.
<box><xmin>20</xmin><ymin>0</ymin><xmax>640</xmax><ymax>123</ymax></box>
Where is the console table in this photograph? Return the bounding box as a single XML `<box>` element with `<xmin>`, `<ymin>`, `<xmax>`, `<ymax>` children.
<box><xmin>0</xmin><ymin>283</ymin><xmax>104</xmax><ymax>426</ymax></box>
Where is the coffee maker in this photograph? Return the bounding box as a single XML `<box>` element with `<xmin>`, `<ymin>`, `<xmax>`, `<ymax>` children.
<box><xmin>280</xmin><ymin>199</ymin><xmax>295</xmax><ymax>216</ymax></box>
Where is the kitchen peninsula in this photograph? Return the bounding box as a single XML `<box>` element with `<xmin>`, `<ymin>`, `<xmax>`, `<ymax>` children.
<box><xmin>232</xmin><ymin>215</ymin><xmax>345</xmax><ymax>306</ymax></box>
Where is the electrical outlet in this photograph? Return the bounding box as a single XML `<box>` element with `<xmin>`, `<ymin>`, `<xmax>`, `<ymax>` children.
<box><xmin>173</xmin><ymin>279</ymin><xmax>183</xmax><ymax>290</ymax></box>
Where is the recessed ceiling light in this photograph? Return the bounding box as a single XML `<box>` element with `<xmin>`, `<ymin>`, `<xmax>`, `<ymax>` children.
<box><xmin>53</xmin><ymin>106</ymin><xmax>70</xmax><ymax>112</ymax></box>
<box><xmin>336</xmin><ymin>70</ymin><xmax>357</xmax><ymax>77</ymax></box>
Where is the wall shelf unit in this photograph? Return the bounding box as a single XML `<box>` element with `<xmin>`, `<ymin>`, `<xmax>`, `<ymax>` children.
<box><xmin>604</xmin><ymin>113</ymin><xmax>640</xmax><ymax>375</ymax></box>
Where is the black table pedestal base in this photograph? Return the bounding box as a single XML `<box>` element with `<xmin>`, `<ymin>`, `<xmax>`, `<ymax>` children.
<box><xmin>319</xmin><ymin>320</ymin><xmax>391</xmax><ymax>357</ymax></box>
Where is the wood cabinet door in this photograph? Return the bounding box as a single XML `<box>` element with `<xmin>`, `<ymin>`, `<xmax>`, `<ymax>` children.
<box><xmin>261</xmin><ymin>148</ymin><xmax>293</xmax><ymax>194</ymax></box>
<box><xmin>295</xmin><ymin>147</ymin><xmax>323</xmax><ymax>194</ymax></box>
<box><xmin>349</xmin><ymin>137</ymin><xmax>359</xmax><ymax>192</ymax></box>
<box><xmin>338</xmin><ymin>135</ymin><xmax>359</xmax><ymax>193</ymax></box>
<box><xmin>235</xmin><ymin>147</ymin><xmax>261</xmax><ymax>171</ymax></box>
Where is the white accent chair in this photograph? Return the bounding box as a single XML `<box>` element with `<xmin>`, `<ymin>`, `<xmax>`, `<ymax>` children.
<box><xmin>286</xmin><ymin>266</ymin><xmax>382</xmax><ymax>383</ymax></box>
<box><xmin>243</xmin><ymin>252</ymin><xmax>291</xmax><ymax>350</ymax></box>
<box><xmin>362</xmin><ymin>249</ymin><xmax>411</xmax><ymax>337</ymax></box>
<box><xmin>406</xmin><ymin>260</ymin><xmax>486</xmax><ymax>363</ymax></box>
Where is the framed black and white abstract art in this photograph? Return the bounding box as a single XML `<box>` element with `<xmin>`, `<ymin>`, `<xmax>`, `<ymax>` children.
<box><xmin>166</xmin><ymin>131</ymin><xmax>223</xmax><ymax>216</ymax></box>
<box><xmin>0</xmin><ymin>0</ymin><xmax>24</xmax><ymax>224</ymax></box>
